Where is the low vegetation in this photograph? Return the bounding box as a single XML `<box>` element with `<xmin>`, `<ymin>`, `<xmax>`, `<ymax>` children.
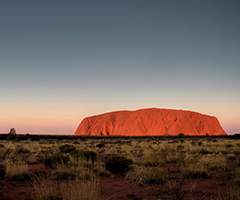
<box><xmin>0</xmin><ymin>133</ymin><xmax>240</xmax><ymax>199</ymax></box>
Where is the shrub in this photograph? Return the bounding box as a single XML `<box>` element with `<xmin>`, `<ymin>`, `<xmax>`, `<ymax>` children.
<box><xmin>233</xmin><ymin>178</ymin><xmax>240</xmax><ymax>187</ymax></box>
<box><xmin>7</xmin><ymin>128</ymin><xmax>17</xmax><ymax>141</ymax></box>
<box><xmin>217</xmin><ymin>183</ymin><xmax>240</xmax><ymax>200</ymax></box>
<box><xmin>104</xmin><ymin>154</ymin><xmax>133</xmax><ymax>173</ymax></box>
<box><xmin>60</xmin><ymin>180</ymin><xmax>99</xmax><ymax>200</ymax></box>
<box><xmin>4</xmin><ymin>159</ymin><xmax>29</xmax><ymax>181</ymax></box>
<box><xmin>43</xmin><ymin>154</ymin><xmax>69</xmax><ymax>169</ymax></box>
<box><xmin>128</xmin><ymin>166</ymin><xmax>168</xmax><ymax>184</ymax></box>
<box><xmin>200</xmin><ymin>154</ymin><xmax>231</xmax><ymax>172</ymax></box>
<box><xmin>52</xmin><ymin>164</ymin><xmax>95</xmax><ymax>181</ymax></box>
<box><xmin>59</xmin><ymin>144</ymin><xmax>76</xmax><ymax>153</ymax></box>
<box><xmin>182</xmin><ymin>164</ymin><xmax>208</xmax><ymax>179</ymax></box>
<box><xmin>14</xmin><ymin>146</ymin><xmax>30</xmax><ymax>154</ymax></box>
<box><xmin>30</xmin><ymin>136</ymin><xmax>41</xmax><ymax>141</ymax></box>
<box><xmin>83</xmin><ymin>150</ymin><xmax>97</xmax><ymax>163</ymax></box>
<box><xmin>32</xmin><ymin>175</ymin><xmax>99</xmax><ymax>200</ymax></box>
<box><xmin>70</xmin><ymin>149</ymin><xmax>85</xmax><ymax>159</ymax></box>
<box><xmin>199</xmin><ymin>148</ymin><xmax>211</xmax><ymax>154</ymax></box>
<box><xmin>1</xmin><ymin>148</ymin><xmax>13</xmax><ymax>159</ymax></box>
<box><xmin>139</xmin><ymin>149</ymin><xmax>165</xmax><ymax>167</ymax></box>
<box><xmin>70</xmin><ymin>150</ymin><xmax>97</xmax><ymax>163</ymax></box>
<box><xmin>96</xmin><ymin>143</ymin><xmax>105</xmax><ymax>148</ymax></box>
<box><xmin>92</xmin><ymin>165</ymin><xmax>109</xmax><ymax>176</ymax></box>
<box><xmin>177</xmin><ymin>145</ymin><xmax>184</xmax><ymax>150</ymax></box>
<box><xmin>53</xmin><ymin>170</ymin><xmax>77</xmax><ymax>181</ymax></box>
<box><xmin>0</xmin><ymin>162</ymin><xmax>6</xmax><ymax>179</ymax></box>
<box><xmin>178</xmin><ymin>133</ymin><xmax>184</xmax><ymax>137</ymax></box>
<box><xmin>227</xmin><ymin>153</ymin><xmax>236</xmax><ymax>160</ymax></box>
<box><xmin>31</xmin><ymin>176</ymin><xmax>62</xmax><ymax>200</ymax></box>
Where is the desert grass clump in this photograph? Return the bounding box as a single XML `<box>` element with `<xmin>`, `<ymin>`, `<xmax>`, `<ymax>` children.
<box><xmin>59</xmin><ymin>144</ymin><xmax>76</xmax><ymax>153</ymax></box>
<box><xmin>127</xmin><ymin>166</ymin><xmax>168</xmax><ymax>185</ymax></box>
<box><xmin>83</xmin><ymin>150</ymin><xmax>97</xmax><ymax>163</ymax></box>
<box><xmin>104</xmin><ymin>154</ymin><xmax>133</xmax><ymax>173</ymax></box>
<box><xmin>43</xmin><ymin>154</ymin><xmax>69</xmax><ymax>169</ymax></box>
<box><xmin>14</xmin><ymin>146</ymin><xmax>30</xmax><ymax>154</ymax></box>
<box><xmin>70</xmin><ymin>149</ymin><xmax>97</xmax><ymax>163</ymax></box>
<box><xmin>92</xmin><ymin>160</ymin><xmax>109</xmax><ymax>176</ymax></box>
<box><xmin>182</xmin><ymin>163</ymin><xmax>208</xmax><ymax>179</ymax></box>
<box><xmin>4</xmin><ymin>159</ymin><xmax>29</xmax><ymax>181</ymax></box>
<box><xmin>52</xmin><ymin>163</ymin><xmax>95</xmax><ymax>181</ymax></box>
<box><xmin>200</xmin><ymin>154</ymin><xmax>231</xmax><ymax>172</ymax></box>
<box><xmin>0</xmin><ymin>162</ymin><xmax>6</xmax><ymax>179</ymax></box>
<box><xmin>31</xmin><ymin>175</ymin><xmax>61</xmax><ymax>200</ymax></box>
<box><xmin>217</xmin><ymin>183</ymin><xmax>240</xmax><ymax>200</ymax></box>
<box><xmin>60</xmin><ymin>180</ymin><xmax>99</xmax><ymax>200</ymax></box>
<box><xmin>162</xmin><ymin>149</ymin><xmax>186</xmax><ymax>164</ymax></box>
<box><xmin>137</xmin><ymin>149</ymin><xmax>164</xmax><ymax>167</ymax></box>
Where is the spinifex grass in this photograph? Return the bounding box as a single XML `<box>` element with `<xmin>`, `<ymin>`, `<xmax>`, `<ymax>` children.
<box><xmin>4</xmin><ymin>158</ymin><xmax>29</xmax><ymax>180</ymax></box>
<box><xmin>60</xmin><ymin>179</ymin><xmax>99</xmax><ymax>200</ymax></box>
<box><xmin>127</xmin><ymin>165</ymin><xmax>168</xmax><ymax>185</ymax></box>
<box><xmin>31</xmin><ymin>174</ymin><xmax>99</xmax><ymax>200</ymax></box>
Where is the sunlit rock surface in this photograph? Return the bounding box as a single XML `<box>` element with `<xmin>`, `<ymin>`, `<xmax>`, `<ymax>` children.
<box><xmin>74</xmin><ymin>108</ymin><xmax>227</xmax><ymax>136</ymax></box>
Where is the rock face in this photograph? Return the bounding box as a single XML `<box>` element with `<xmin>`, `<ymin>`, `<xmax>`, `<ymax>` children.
<box><xmin>74</xmin><ymin>108</ymin><xmax>227</xmax><ymax>136</ymax></box>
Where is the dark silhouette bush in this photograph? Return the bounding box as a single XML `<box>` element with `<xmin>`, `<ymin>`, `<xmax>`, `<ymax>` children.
<box><xmin>7</xmin><ymin>128</ymin><xmax>17</xmax><ymax>141</ymax></box>
<box><xmin>70</xmin><ymin>149</ymin><xmax>85</xmax><ymax>159</ymax></box>
<box><xmin>96</xmin><ymin>143</ymin><xmax>105</xmax><ymax>148</ymax></box>
<box><xmin>59</xmin><ymin>144</ymin><xmax>76</xmax><ymax>153</ymax></box>
<box><xmin>43</xmin><ymin>154</ymin><xmax>69</xmax><ymax>169</ymax></box>
<box><xmin>226</xmin><ymin>144</ymin><xmax>232</xmax><ymax>148</ymax></box>
<box><xmin>178</xmin><ymin>133</ymin><xmax>184</xmax><ymax>137</ymax></box>
<box><xmin>104</xmin><ymin>154</ymin><xmax>133</xmax><ymax>173</ymax></box>
<box><xmin>30</xmin><ymin>136</ymin><xmax>41</xmax><ymax>141</ymax></box>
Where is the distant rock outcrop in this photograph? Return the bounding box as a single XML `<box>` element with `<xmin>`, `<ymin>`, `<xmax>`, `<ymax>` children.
<box><xmin>74</xmin><ymin>108</ymin><xmax>227</xmax><ymax>136</ymax></box>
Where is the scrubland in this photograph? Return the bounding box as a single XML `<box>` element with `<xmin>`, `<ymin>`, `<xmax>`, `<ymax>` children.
<box><xmin>0</xmin><ymin>134</ymin><xmax>240</xmax><ymax>200</ymax></box>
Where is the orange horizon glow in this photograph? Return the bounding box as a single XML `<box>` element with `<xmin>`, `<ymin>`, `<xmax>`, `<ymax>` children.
<box><xmin>0</xmin><ymin>107</ymin><xmax>239</xmax><ymax>135</ymax></box>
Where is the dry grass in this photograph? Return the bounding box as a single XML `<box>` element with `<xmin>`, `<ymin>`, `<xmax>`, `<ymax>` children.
<box><xmin>127</xmin><ymin>165</ymin><xmax>168</xmax><ymax>185</ymax></box>
<box><xmin>60</xmin><ymin>180</ymin><xmax>99</xmax><ymax>200</ymax></box>
<box><xmin>52</xmin><ymin>163</ymin><xmax>95</xmax><ymax>181</ymax></box>
<box><xmin>4</xmin><ymin>158</ymin><xmax>29</xmax><ymax>180</ymax></box>
<box><xmin>199</xmin><ymin>154</ymin><xmax>230</xmax><ymax>171</ymax></box>
<box><xmin>31</xmin><ymin>174</ymin><xmax>99</xmax><ymax>200</ymax></box>
<box><xmin>31</xmin><ymin>176</ymin><xmax>61</xmax><ymax>200</ymax></box>
<box><xmin>1</xmin><ymin>136</ymin><xmax>240</xmax><ymax>199</ymax></box>
<box><xmin>217</xmin><ymin>184</ymin><xmax>240</xmax><ymax>200</ymax></box>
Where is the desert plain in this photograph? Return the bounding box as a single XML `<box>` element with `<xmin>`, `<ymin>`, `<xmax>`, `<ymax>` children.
<box><xmin>1</xmin><ymin>133</ymin><xmax>240</xmax><ymax>200</ymax></box>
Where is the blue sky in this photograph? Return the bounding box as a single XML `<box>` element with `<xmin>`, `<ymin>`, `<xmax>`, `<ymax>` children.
<box><xmin>0</xmin><ymin>0</ymin><xmax>239</xmax><ymax>134</ymax></box>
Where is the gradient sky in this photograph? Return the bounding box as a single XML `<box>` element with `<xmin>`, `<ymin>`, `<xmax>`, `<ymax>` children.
<box><xmin>1</xmin><ymin>0</ymin><xmax>239</xmax><ymax>135</ymax></box>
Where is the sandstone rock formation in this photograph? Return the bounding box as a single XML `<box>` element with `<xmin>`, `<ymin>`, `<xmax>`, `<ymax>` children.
<box><xmin>74</xmin><ymin>108</ymin><xmax>227</xmax><ymax>136</ymax></box>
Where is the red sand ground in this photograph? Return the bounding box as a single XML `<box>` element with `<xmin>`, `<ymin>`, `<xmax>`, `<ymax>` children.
<box><xmin>0</xmin><ymin>163</ymin><xmax>229</xmax><ymax>200</ymax></box>
<box><xmin>75</xmin><ymin>108</ymin><xmax>227</xmax><ymax>136</ymax></box>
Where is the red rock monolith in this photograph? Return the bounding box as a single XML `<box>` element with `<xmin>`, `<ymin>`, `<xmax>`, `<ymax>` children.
<box><xmin>74</xmin><ymin>108</ymin><xmax>227</xmax><ymax>136</ymax></box>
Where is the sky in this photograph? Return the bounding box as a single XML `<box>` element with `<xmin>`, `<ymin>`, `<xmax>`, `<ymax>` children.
<box><xmin>0</xmin><ymin>0</ymin><xmax>239</xmax><ymax>135</ymax></box>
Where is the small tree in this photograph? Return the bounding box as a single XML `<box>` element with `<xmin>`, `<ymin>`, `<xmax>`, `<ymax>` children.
<box><xmin>7</xmin><ymin>128</ymin><xmax>17</xmax><ymax>140</ymax></box>
<box><xmin>178</xmin><ymin>133</ymin><xmax>184</xmax><ymax>138</ymax></box>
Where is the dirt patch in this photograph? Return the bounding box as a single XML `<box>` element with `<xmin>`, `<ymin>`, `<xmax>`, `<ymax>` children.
<box><xmin>0</xmin><ymin>164</ymin><xmax>226</xmax><ymax>200</ymax></box>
